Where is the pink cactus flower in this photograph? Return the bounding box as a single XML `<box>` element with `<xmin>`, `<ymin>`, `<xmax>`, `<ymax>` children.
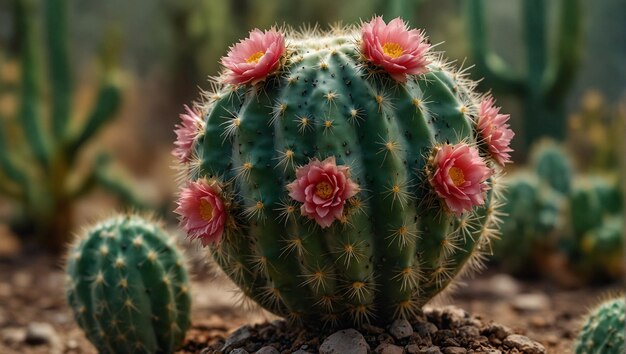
<box><xmin>429</xmin><ymin>143</ymin><xmax>492</xmax><ymax>215</ymax></box>
<box><xmin>221</xmin><ymin>29</ymin><xmax>285</xmax><ymax>85</ymax></box>
<box><xmin>477</xmin><ymin>97</ymin><xmax>515</xmax><ymax>165</ymax></box>
<box><xmin>361</xmin><ymin>16</ymin><xmax>431</xmax><ymax>82</ymax></box>
<box><xmin>287</xmin><ymin>156</ymin><xmax>359</xmax><ymax>228</ymax></box>
<box><xmin>173</xmin><ymin>105</ymin><xmax>203</xmax><ymax>163</ymax></box>
<box><xmin>176</xmin><ymin>178</ymin><xmax>227</xmax><ymax>246</ymax></box>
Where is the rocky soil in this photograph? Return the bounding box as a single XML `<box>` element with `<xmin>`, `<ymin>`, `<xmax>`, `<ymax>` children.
<box><xmin>0</xmin><ymin>253</ymin><xmax>621</xmax><ymax>354</ymax></box>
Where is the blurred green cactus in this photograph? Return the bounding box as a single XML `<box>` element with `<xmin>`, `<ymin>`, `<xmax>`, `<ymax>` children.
<box><xmin>495</xmin><ymin>173</ymin><xmax>566</xmax><ymax>274</ymax></box>
<box><xmin>574</xmin><ymin>297</ymin><xmax>625</xmax><ymax>354</ymax></box>
<box><xmin>0</xmin><ymin>0</ymin><xmax>145</xmax><ymax>251</ymax></box>
<box><xmin>66</xmin><ymin>214</ymin><xmax>191</xmax><ymax>354</ymax></box>
<box><xmin>531</xmin><ymin>140</ymin><xmax>574</xmax><ymax>195</ymax></box>
<box><xmin>466</xmin><ymin>0</ymin><xmax>583</xmax><ymax>149</ymax></box>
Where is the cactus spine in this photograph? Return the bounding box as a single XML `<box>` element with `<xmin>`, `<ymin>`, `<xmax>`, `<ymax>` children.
<box><xmin>0</xmin><ymin>0</ymin><xmax>144</xmax><ymax>251</ymax></box>
<box><xmin>574</xmin><ymin>297</ymin><xmax>625</xmax><ymax>354</ymax></box>
<box><xmin>466</xmin><ymin>0</ymin><xmax>582</xmax><ymax>149</ymax></box>
<box><xmin>176</xmin><ymin>21</ymin><xmax>509</xmax><ymax>327</ymax></box>
<box><xmin>65</xmin><ymin>215</ymin><xmax>191</xmax><ymax>354</ymax></box>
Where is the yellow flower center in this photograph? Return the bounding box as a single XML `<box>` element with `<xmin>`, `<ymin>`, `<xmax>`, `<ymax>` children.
<box><xmin>246</xmin><ymin>51</ymin><xmax>265</xmax><ymax>63</ymax></box>
<box><xmin>199</xmin><ymin>199</ymin><xmax>215</xmax><ymax>221</ymax></box>
<box><xmin>449</xmin><ymin>167</ymin><xmax>465</xmax><ymax>186</ymax></box>
<box><xmin>382</xmin><ymin>42</ymin><xmax>404</xmax><ymax>59</ymax></box>
<box><xmin>315</xmin><ymin>181</ymin><xmax>333</xmax><ymax>199</ymax></box>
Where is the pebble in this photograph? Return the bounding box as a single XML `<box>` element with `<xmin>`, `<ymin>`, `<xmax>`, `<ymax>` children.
<box><xmin>25</xmin><ymin>322</ymin><xmax>59</xmax><ymax>345</ymax></box>
<box><xmin>511</xmin><ymin>293</ymin><xmax>551</xmax><ymax>313</ymax></box>
<box><xmin>503</xmin><ymin>334</ymin><xmax>546</xmax><ymax>354</ymax></box>
<box><xmin>419</xmin><ymin>346</ymin><xmax>443</xmax><ymax>354</ymax></box>
<box><xmin>406</xmin><ymin>344</ymin><xmax>420</xmax><ymax>353</ymax></box>
<box><xmin>458</xmin><ymin>325</ymin><xmax>480</xmax><ymax>337</ymax></box>
<box><xmin>389</xmin><ymin>319</ymin><xmax>413</xmax><ymax>339</ymax></box>
<box><xmin>441</xmin><ymin>306</ymin><xmax>469</xmax><ymax>326</ymax></box>
<box><xmin>482</xmin><ymin>323</ymin><xmax>512</xmax><ymax>340</ymax></box>
<box><xmin>319</xmin><ymin>329</ymin><xmax>370</xmax><ymax>354</ymax></box>
<box><xmin>486</xmin><ymin>274</ymin><xmax>520</xmax><ymax>298</ymax></box>
<box><xmin>375</xmin><ymin>342</ymin><xmax>403</xmax><ymax>354</ymax></box>
<box><xmin>1</xmin><ymin>327</ymin><xmax>26</xmax><ymax>345</ymax></box>
<box><xmin>415</xmin><ymin>322</ymin><xmax>438</xmax><ymax>336</ymax></box>
<box><xmin>254</xmin><ymin>346</ymin><xmax>279</xmax><ymax>354</ymax></box>
<box><xmin>291</xmin><ymin>350</ymin><xmax>312</xmax><ymax>354</ymax></box>
<box><xmin>442</xmin><ymin>347</ymin><xmax>467</xmax><ymax>354</ymax></box>
<box><xmin>222</xmin><ymin>326</ymin><xmax>252</xmax><ymax>352</ymax></box>
<box><xmin>230</xmin><ymin>349</ymin><xmax>249</xmax><ymax>354</ymax></box>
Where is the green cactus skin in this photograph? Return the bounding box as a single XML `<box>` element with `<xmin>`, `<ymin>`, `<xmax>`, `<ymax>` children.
<box><xmin>574</xmin><ymin>297</ymin><xmax>625</xmax><ymax>354</ymax></box>
<box><xmin>183</xmin><ymin>30</ymin><xmax>505</xmax><ymax>327</ymax></box>
<box><xmin>65</xmin><ymin>215</ymin><xmax>191</xmax><ymax>354</ymax></box>
<box><xmin>495</xmin><ymin>173</ymin><xmax>565</xmax><ymax>274</ymax></box>
<box><xmin>532</xmin><ymin>139</ymin><xmax>574</xmax><ymax>195</ymax></box>
<box><xmin>0</xmin><ymin>0</ymin><xmax>145</xmax><ymax>252</ymax></box>
<box><xmin>579</xmin><ymin>216</ymin><xmax>625</xmax><ymax>280</ymax></box>
<box><xmin>466</xmin><ymin>0</ymin><xmax>582</xmax><ymax>149</ymax></box>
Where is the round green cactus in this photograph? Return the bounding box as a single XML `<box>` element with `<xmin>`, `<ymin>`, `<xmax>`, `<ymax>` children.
<box><xmin>531</xmin><ymin>139</ymin><xmax>573</xmax><ymax>195</ymax></box>
<box><xmin>175</xmin><ymin>19</ymin><xmax>512</xmax><ymax>327</ymax></box>
<box><xmin>65</xmin><ymin>215</ymin><xmax>191</xmax><ymax>353</ymax></box>
<box><xmin>574</xmin><ymin>297</ymin><xmax>625</xmax><ymax>354</ymax></box>
<box><xmin>579</xmin><ymin>216</ymin><xmax>624</xmax><ymax>279</ymax></box>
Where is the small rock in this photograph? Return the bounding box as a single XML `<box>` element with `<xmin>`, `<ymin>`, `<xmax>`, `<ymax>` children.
<box><xmin>415</xmin><ymin>322</ymin><xmax>438</xmax><ymax>336</ymax></box>
<box><xmin>254</xmin><ymin>346</ymin><xmax>279</xmax><ymax>354</ymax></box>
<box><xmin>25</xmin><ymin>322</ymin><xmax>59</xmax><ymax>345</ymax></box>
<box><xmin>419</xmin><ymin>346</ymin><xmax>443</xmax><ymax>354</ymax></box>
<box><xmin>511</xmin><ymin>293</ymin><xmax>550</xmax><ymax>313</ymax></box>
<box><xmin>319</xmin><ymin>329</ymin><xmax>370</xmax><ymax>354</ymax></box>
<box><xmin>458</xmin><ymin>325</ymin><xmax>480</xmax><ymax>337</ymax></box>
<box><xmin>406</xmin><ymin>344</ymin><xmax>420</xmax><ymax>354</ymax></box>
<box><xmin>486</xmin><ymin>274</ymin><xmax>520</xmax><ymax>298</ymax></box>
<box><xmin>222</xmin><ymin>326</ymin><xmax>252</xmax><ymax>352</ymax></box>
<box><xmin>291</xmin><ymin>350</ymin><xmax>312</xmax><ymax>354</ymax></box>
<box><xmin>442</xmin><ymin>347</ymin><xmax>466</xmax><ymax>354</ymax></box>
<box><xmin>389</xmin><ymin>319</ymin><xmax>413</xmax><ymax>339</ymax></box>
<box><xmin>375</xmin><ymin>343</ymin><xmax>404</xmax><ymax>354</ymax></box>
<box><xmin>503</xmin><ymin>334</ymin><xmax>546</xmax><ymax>354</ymax></box>
<box><xmin>482</xmin><ymin>323</ymin><xmax>512</xmax><ymax>340</ymax></box>
<box><xmin>2</xmin><ymin>327</ymin><xmax>26</xmax><ymax>345</ymax></box>
<box><xmin>441</xmin><ymin>306</ymin><xmax>468</xmax><ymax>326</ymax></box>
<box><xmin>230</xmin><ymin>349</ymin><xmax>249</xmax><ymax>354</ymax></box>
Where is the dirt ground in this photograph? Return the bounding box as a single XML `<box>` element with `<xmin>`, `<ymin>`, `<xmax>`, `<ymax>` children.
<box><xmin>0</xmin><ymin>252</ymin><xmax>622</xmax><ymax>354</ymax></box>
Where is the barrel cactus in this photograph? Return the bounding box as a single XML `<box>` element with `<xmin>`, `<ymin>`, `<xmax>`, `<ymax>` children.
<box><xmin>574</xmin><ymin>297</ymin><xmax>625</xmax><ymax>354</ymax></box>
<box><xmin>174</xmin><ymin>17</ymin><xmax>513</xmax><ymax>327</ymax></box>
<box><xmin>65</xmin><ymin>215</ymin><xmax>191</xmax><ymax>353</ymax></box>
<box><xmin>531</xmin><ymin>139</ymin><xmax>573</xmax><ymax>195</ymax></box>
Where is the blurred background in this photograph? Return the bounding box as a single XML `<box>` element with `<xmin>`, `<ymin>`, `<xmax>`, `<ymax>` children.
<box><xmin>0</xmin><ymin>0</ymin><xmax>624</xmax><ymax>279</ymax></box>
<box><xmin>0</xmin><ymin>1</ymin><xmax>624</xmax><ymax>353</ymax></box>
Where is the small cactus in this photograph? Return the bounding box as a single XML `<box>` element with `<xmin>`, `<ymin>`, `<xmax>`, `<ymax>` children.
<box><xmin>65</xmin><ymin>215</ymin><xmax>191</xmax><ymax>354</ymax></box>
<box><xmin>574</xmin><ymin>297</ymin><xmax>625</xmax><ymax>354</ymax></box>
<box><xmin>495</xmin><ymin>173</ymin><xmax>566</xmax><ymax>274</ymax></box>
<box><xmin>579</xmin><ymin>216</ymin><xmax>624</xmax><ymax>280</ymax></box>
<box><xmin>174</xmin><ymin>18</ymin><xmax>512</xmax><ymax>327</ymax></box>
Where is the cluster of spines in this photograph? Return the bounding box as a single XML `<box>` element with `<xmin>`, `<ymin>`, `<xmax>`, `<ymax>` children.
<box><xmin>178</xmin><ymin>27</ymin><xmax>505</xmax><ymax>327</ymax></box>
<box><xmin>574</xmin><ymin>297</ymin><xmax>625</xmax><ymax>354</ymax></box>
<box><xmin>65</xmin><ymin>215</ymin><xmax>191</xmax><ymax>353</ymax></box>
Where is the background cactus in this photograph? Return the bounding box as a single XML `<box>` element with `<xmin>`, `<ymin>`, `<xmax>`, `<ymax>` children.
<box><xmin>65</xmin><ymin>214</ymin><xmax>191</xmax><ymax>354</ymax></box>
<box><xmin>494</xmin><ymin>173</ymin><xmax>566</xmax><ymax>274</ymax></box>
<box><xmin>0</xmin><ymin>0</ymin><xmax>145</xmax><ymax>252</ymax></box>
<box><xmin>495</xmin><ymin>139</ymin><xmax>624</xmax><ymax>280</ymax></box>
<box><xmin>466</xmin><ymin>0</ymin><xmax>582</xmax><ymax>150</ymax></box>
<box><xmin>175</xmin><ymin>20</ymin><xmax>509</xmax><ymax>327</ymax></box>
<box><xmin>574</xmin><ymin>297</ymin><xmax>625</xmax><ymax>354</ymax></box>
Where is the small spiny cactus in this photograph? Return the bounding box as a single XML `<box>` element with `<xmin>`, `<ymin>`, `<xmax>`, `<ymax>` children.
<box><xmin>574</xmin><ymin>297</ymin><xmax>625</xmax><ymax>354</ymax></box>
<box><xmin>174</xmin><ymin>17</ymin><xmax>513</xmax><ymax>327</ymax></box>
<box><xmin>65</xmin><ymin>214</ymin><xmax>191</xmax><ymax>353</ymax></box>
<box><xmin>532</xmin><ymin>139</ymin><xmax>574</xmax><ymax>195</ymax></box>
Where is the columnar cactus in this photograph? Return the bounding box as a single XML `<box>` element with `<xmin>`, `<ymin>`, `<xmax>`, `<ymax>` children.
<box><xmin>0</xmin><ymin>0</ymin><xmax>145</xmax><ymax>252</ymax></box>
<box><xmin>175</xmin><ymin>18</ymin><xmax>512</xmax><ymax>327</ymax></box>
<box><xmin>574</xmin><ymin>297</ymin><xmax>625</xmax><ymax>354</ymax></box>
<box><xmin>65</xmin><ymin>215</ymin><xmax>191</xmax><ymax>353</ymax></box>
